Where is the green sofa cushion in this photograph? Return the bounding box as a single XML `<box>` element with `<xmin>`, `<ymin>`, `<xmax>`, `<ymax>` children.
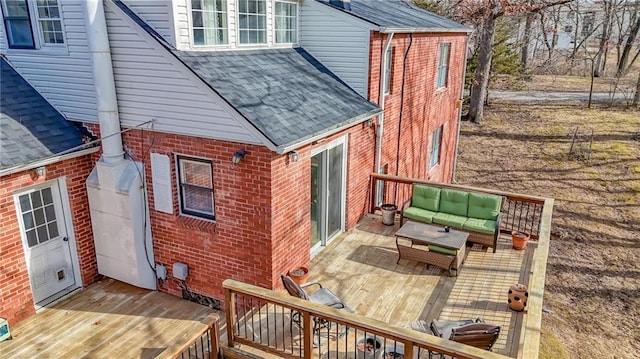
<box><xmin>403</xmin><ymin>207</ymin><xmax>437</xmax><ymax>223</ymax></box>
<box><xmin>428</xmin><ymin>245</ymin><xmax>459</xmax><ymax>256</ymax></box>
<box><xmin>432</xmin><ymin>212</ymin><xmax>467</xmax><ymax>228</ymax></box>
<box><xmin>462</xmin><ymin>218</ymin><xmax>497</xmax><ymax>235</ymax></box>
<box><xmin>411</xmin><ymin>185</ymin><xmax>441</xmax><ymax>212</ymax></box>
<box><xmin>467</xmin><ymin>193</ymin><xmax>502</xmax><ymax>220</ymax></box>
<box><xmin>438</xmin><ymin>189</ymin><xmax>469</xmax><ymax>217</ymax></box>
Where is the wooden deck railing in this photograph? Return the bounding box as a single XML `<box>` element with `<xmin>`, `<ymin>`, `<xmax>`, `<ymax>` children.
<box><xmin>223</xmin><ymin>279</ymin><xmax>511</xmax><ymax>359</ymax></box>
<box><xmin>157</xmin><ymin>314</ymin><xmax>220</xmax><ymax>359</ymax></box>
<box><xmin>370</xmin><ymin>173</ymin><xmax>547</xmax><ymax>239</ymax></box>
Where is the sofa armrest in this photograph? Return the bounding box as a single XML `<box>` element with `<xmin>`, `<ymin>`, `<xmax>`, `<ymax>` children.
<box><xmin>400</xmin><ymin>199</ymin><xmax>412</xmax><ymax>226</ymax></box>
<box><xmin>492</xmin><ymin>212</ymin><xmax>503</xmax><ymax>253</ymax></box>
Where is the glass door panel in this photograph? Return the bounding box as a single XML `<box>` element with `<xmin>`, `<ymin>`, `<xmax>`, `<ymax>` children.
<box><xmin>326</xmin><ymin>144</ymin><xmax>343</xmax><ymax>239</ymax></box>
<box><xmin>310</xmin><ymin>153</ymin><xmax>323</xmax><ymax>249</ymax></box>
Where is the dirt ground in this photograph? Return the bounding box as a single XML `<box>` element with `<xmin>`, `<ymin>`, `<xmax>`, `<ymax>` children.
<box><xmin>455</xmin><ymin>101</ymin><xmax>640</xmax><ymax>358</ymax></box>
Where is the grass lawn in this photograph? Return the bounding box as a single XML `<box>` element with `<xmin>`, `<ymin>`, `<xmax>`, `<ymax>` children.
<box><xmin>455</xmin><ymin>102</ymin><xmax>640</xmax><ymax>358</ymax></box>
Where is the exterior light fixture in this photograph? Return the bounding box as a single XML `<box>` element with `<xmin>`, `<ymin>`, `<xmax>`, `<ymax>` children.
<box><xmin>289</xmin><ymin>150</ymin><xmax>299</xmax><ymax>163</ymax></box>
<box><xmin>34</xmin><ymin>166</ymin><xmax>46</xmax><ymax>178</ymax></box>
<box><xmin>232</xmin><ymin>149</ymin><xmax>246</xmax><ymax>164</ymax></box>
<box><xmin>365</xmin><ymin>118</ymin><xmax>373</xmax><ymax>127</ymax></box>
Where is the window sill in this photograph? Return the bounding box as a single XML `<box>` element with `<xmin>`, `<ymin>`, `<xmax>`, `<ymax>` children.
<box><xmin>176</xmin><ymin>215</ymin><xmax>217</xmax><ymax>233</ymax></box>
<box><xmin>6</xmin><ymin>46</ymin><xmax>69</xmax><ymax>56</ymax></box>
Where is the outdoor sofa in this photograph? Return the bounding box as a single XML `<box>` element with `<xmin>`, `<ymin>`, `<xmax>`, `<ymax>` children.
<box><xmin>400</xmin><ymin>184</ymin><xmax>503</xmax><ymax>252</ymax></box>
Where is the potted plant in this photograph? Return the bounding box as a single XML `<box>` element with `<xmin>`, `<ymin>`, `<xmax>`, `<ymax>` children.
<box><xmin>287</xmin><ymin>266</ymin><xmax>309</xmax><ymax>285</ymax></box>
<box><xmin>511</xmin><ymin>231</ymin><xmax>530</xmax><ymax>250</ymax></box>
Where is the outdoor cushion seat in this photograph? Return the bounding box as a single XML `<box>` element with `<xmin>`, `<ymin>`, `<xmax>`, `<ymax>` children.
<box><xmin>401</xmin><ymin>184</ymin><xmax>504</xmax><ymax>253</ymax></box>
<box><xmin>412</xmin><ymin>318</ymin><xmax>501</xmax><ymax>352</ymax></box>
<box><xmin>432</xmin><ymin>212</ymin><xmax>467</xmax><ymax>228</ymax></box>
<box><xmin>402</xmin><ymin>206</ymin><xmax>437</xmax><ymax>223</ymax></box>
<box><xmin>428</xmin><ymin>245</ymin><xmax>459</xmax><ymax>256</ymax></box>
<box><xmin>462</xmin><ymin>218</ymin><xmax>497</xmax><ymax>235</ymax></box>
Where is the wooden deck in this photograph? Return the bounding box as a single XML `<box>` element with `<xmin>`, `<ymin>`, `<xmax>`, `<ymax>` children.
<box><xmin>1</xmin><ymin>279</ymin><xmax>219</xmax><ymax>359</ymax></box>
<box><xmin>305</xmin><ymin>215</ymin><xmax>535</xmax><ymax>358</ymax></box>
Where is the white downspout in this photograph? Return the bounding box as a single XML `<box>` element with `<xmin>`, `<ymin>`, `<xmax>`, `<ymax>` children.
<box><xmin>451</xmin><ymin>33</ymin><xmax>471</xmax><ymax>183</ymax></box>
<box><xmin>83</xmin><ymin>0</ymin><xmax>124</xmax><ymax>163</ymax></box>
<box><xmin>374</xmin><ymin>32</ymin><xmax>394</xmax><ymax>204</ymax></box>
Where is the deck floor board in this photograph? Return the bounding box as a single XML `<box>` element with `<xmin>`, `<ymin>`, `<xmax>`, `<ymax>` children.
<box><xmin>1</xmin><ymin>279</ymin><xmax>218</xmax><ymax>359</ymax></box>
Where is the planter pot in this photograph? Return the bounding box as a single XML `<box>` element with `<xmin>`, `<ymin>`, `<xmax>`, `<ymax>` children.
<box><xmin>357</xmin><ymin>336</ymin><xmax>383</xmax><ymax>359</ymax></box>
<box><xmin>287</xmin><ymin>266</ymin><xmax>309</xmax><ymax>285</ymax></box>
<box><xmin>511</xmin><ymin>231</ymin><xmax>530</xmax><ymax>250</ymax></box>
<box><xmin>381</xmin><ymin>204</ymin><xmax>398</xmax><ymax>226</ymax></box>
<box><xmin>508</xmin><ymin>283</ymin><xmax>529</xmax><ymax>311</ymax></box>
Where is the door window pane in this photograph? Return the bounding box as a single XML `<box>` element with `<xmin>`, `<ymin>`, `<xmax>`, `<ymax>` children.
<box><xmin>18</xmin><ymin>187</ymin><xmax>60</xmax><ymax>247</ymax></box>
<box><xmin>23</xmin><ymin>212</ymin><xmax>34</xmax><ymax>229</ymax></box>
<box><xmin>31</xmin><ymin>191</ymin><xmax>42</xmax><ymax>208</ymax></box>
<box><xmin>26</xmin><ymin>229</ymin><xmax>38</xmax><ymax>247</ymax></box>
<box><xmin>41</xmin><ymin>187</ymin><xmax>53</xmax><ymax>204</ymax></box>
<box><xmin>48</xmin><ymin>222</ymin><xmax>59</xmax><ymax>238</ymax></box>
<box><xmin>34</xmin><ymin>208</ymin><xmax>45</xmax><ymax>225</ymax></box>
<box><xmin>36</xmin><ymin>225</ymin><xmax>49</xmax><ymax>243</ymax></box>
<box><xmin>20</xmin><ymin>194</ymin><xmax>31</xmax><ymax>211</ymax></box>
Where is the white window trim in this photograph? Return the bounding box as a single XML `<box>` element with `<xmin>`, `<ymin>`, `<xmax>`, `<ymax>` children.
<box><xmin>236</xmin><ymin>0</ymin><xmax>268</xmax><ymax>46</ymax></box>
<box><xmin>175</xmin><ymin>154</ymin><xmax>216</xmax><ymax>221</ymax></box>
<box><xmin>272</xmin><ymin>0</ymin><xmax>298</xmax><ymax>46</ymax></box>
<box><xmin>429</xmin><ymin>126</ymin><xmax>442</xmax><ymax>170</ymax></box>
<box><xmin>187</xmin><ymin>0</ymin><xmax>232</xmax><ymax>49</ymax></box>
<box><xmin>436</xmin><ymin>42</ymin><xmax>450</xmax><ymax>90</ymax></box>
<box><xmin>1</xmin><ymin>0</ymin><xmax>68</xmax><ymax>54</ymax></box>
<box><xmin>383</xmin><ymin>46</ymin><xmax>393</xmax><ymax>95</ymax></box>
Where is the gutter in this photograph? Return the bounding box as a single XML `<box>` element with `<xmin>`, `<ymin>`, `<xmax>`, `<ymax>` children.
<box><xmin>379</xmin><ymin>27</ymin><xmax>473</xmax><ymax>34</ymax></box>
<box><xmin>276</xmin><ymin>108</ymin><xmax>381</xmax><ymax>154</ymax></box>
<box><xmin>0</xmin><ymin>147</ymin><xmax>100</xmax><ymax>177</ymax></box>
<box><xmin>451</xmin><ymin>33</ymin><xmax>471</xmax><ymax>183</ymax></box>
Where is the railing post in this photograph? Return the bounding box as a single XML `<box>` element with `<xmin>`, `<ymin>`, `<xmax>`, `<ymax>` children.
<box><xmin>403</xmin><ymin>340</ymin><xmax>413</xmax><ymax>358</ymax></box>
<box><xmin>209</xmin><ymin>320</ymin><xmax>219</xmax><ymax>359</ymax></box>
<box><xmin>225</xmin><ymin>287</ymin><xmax>237</xmax><ymax>348</ymax></box>
<box><xmin>302</xmin><ymin>311</ymin><xmax>313</xmax><ymax>359</ymax></box>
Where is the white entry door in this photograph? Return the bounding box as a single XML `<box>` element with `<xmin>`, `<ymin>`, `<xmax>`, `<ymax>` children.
<box><xmin>16</xmin><ymin>181</ymin><xmax>76</xmax><ymax>304</ymax></box>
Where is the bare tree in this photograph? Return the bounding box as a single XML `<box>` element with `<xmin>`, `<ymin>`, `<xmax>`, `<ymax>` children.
<box><xmin>617</xmin><ymin>5</ymin><xmax>640</xmax><ymax>77</ymax></box>
<box><xmin>633</xmin><ymin>70</ymin><xmax>640</xmax><ymax>107</ymax></box>
<box><xmin>593</xmin><ymin>0</ymin><xmax>614</xmax><ymax>76</ymax></box>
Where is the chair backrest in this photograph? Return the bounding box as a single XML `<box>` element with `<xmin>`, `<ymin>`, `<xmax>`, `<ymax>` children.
<box><xmin>450</xmin><ymin>323</ymin><xmax>501</xmax><ymax>350</ymax></box>
<box><xmin>281</xmin><ymin>274</ymin><xmax>309</xmax><ymax>300</ymax></box>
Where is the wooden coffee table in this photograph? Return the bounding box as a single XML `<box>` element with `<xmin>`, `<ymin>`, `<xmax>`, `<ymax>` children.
<box><xmin>395</xmin><ymin>221</ymin><xmax>468</xmax><ymax>276</ymax></box>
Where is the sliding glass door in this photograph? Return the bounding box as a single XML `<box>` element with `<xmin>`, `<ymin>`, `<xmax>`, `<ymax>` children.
<box><xmin>310</xmin><ymin>138</ymin><xmax>346</xmax><ymax>255</ymax></box>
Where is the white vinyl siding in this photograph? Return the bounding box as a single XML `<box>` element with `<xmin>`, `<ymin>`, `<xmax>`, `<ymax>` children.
<box><xmin>105</xmin><ymin>3</ymin><xmax>263</xmax><ymax>145</ymax></box>
<box><xmin>436</xmin><ymin>42</ymin><xmax>450</xmax><ymax>89</ymax></box>
<box><xmin>122</xmin><ymin>0</ymin><xmax>176</xmax><ymax>46</ymax></box>
<box><xmin>299</xmin><ymin>0</ymin><xmax>373</xmax><ymax>98</ymax></box>
<box><xmin>0</xmin><ymin>0</ymin><xmax>97</xmax><ymax>123</ymax></box>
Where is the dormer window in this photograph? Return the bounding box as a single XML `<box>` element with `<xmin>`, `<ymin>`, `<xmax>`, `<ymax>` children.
<box><xmin>238</xmin><ymin>0</ymin><xmax>266</xmax><ymax>44</ymax></box>
<box><xmin>274</xmin><ymin>1</ymin><xmax>297</xmax><ymax>44</ymax></box>
<box><xmin>192</xmin><ymin>0</ymin><xmax>228</xmax><ymax>46</ymax></box>
<box><xmin>1</xmin><ymin>0</ymin><xmax>65</xmax><ymax>50</ymax></box>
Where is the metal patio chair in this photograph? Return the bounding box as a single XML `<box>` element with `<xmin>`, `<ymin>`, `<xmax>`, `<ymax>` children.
<box><xmin>280</xmin><ymin>274</ymin><xmax>354</xmax><ymax>344</ymax></box>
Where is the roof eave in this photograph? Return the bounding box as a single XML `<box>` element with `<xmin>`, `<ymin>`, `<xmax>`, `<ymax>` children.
<box><xmin>379</xmin><ymin>26</ymin><xmax>473</xmax><ymax>34</ymax></box>
<box><xmin>0</xmin><ymin>146</ymin><xmax>100</xmax><ymax>177</ymax></box>
<box><xmin>276</xmin><ymin>108</ymin><xmax>382</xmax><ymax>154</ymax></box>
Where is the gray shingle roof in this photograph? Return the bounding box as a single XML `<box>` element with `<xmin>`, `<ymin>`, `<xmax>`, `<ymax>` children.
<box><xmin>317</xmin><ymin>0</ymin><xmax>469</xmax><ymax>31</ymax></box>
<box><xmin>1</xmin><ymin>57</ymin><xmax>86</xmax><ymax>170</ymax></box>
<box><xmin>173</xmin><ymin>48</ymin><xmax>381</xmax><ymax>148</ymax></box>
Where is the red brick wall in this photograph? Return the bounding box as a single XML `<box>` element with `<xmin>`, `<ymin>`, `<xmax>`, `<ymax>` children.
<box><xmin>368</xmin><ymin>32</ymin><xmax>467</xmax><ymax>188</ymax></box>
<box><xmin>0</xmin><ymin>155</ymin><xmax>98</xmax><ymax>325</ymax></box>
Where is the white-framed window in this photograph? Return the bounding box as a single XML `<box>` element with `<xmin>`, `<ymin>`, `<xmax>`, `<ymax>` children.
<box><xmin>274</xmin><ymin>1</ymin><xmax>296</xmax><ymax>44</ymax></box>
<box><xmin>238</xmin><ymin>0</ymin><xmax>266</xmax><ymax>44</ymax></box>
<box><xmin>383</xmin><ymin>46</ymin><xmax>393</xmax><ymax>95</ymax></box>
<box><xmin>429</xmin><ymin>126</ymin><xmax>442</xmax><ymax>169</ymax></box>
<box><xmin>1</xmin><ymin>0</ymin><xmax>64</xmax><ymax>49</ymax></box>
<box><xmin>436</xmin><ymin>42</ymin><xmax>450</xmax><ymax>89</ymax></box>
<box><xmin>176</xmin><ymin>155</ymin><xmax>215</xmax><ymax>220</ymax></box>
<box><xmin>191</xmin><ymin>0</ymin><xmax>228</xmax><ymax>46</ymax></box>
